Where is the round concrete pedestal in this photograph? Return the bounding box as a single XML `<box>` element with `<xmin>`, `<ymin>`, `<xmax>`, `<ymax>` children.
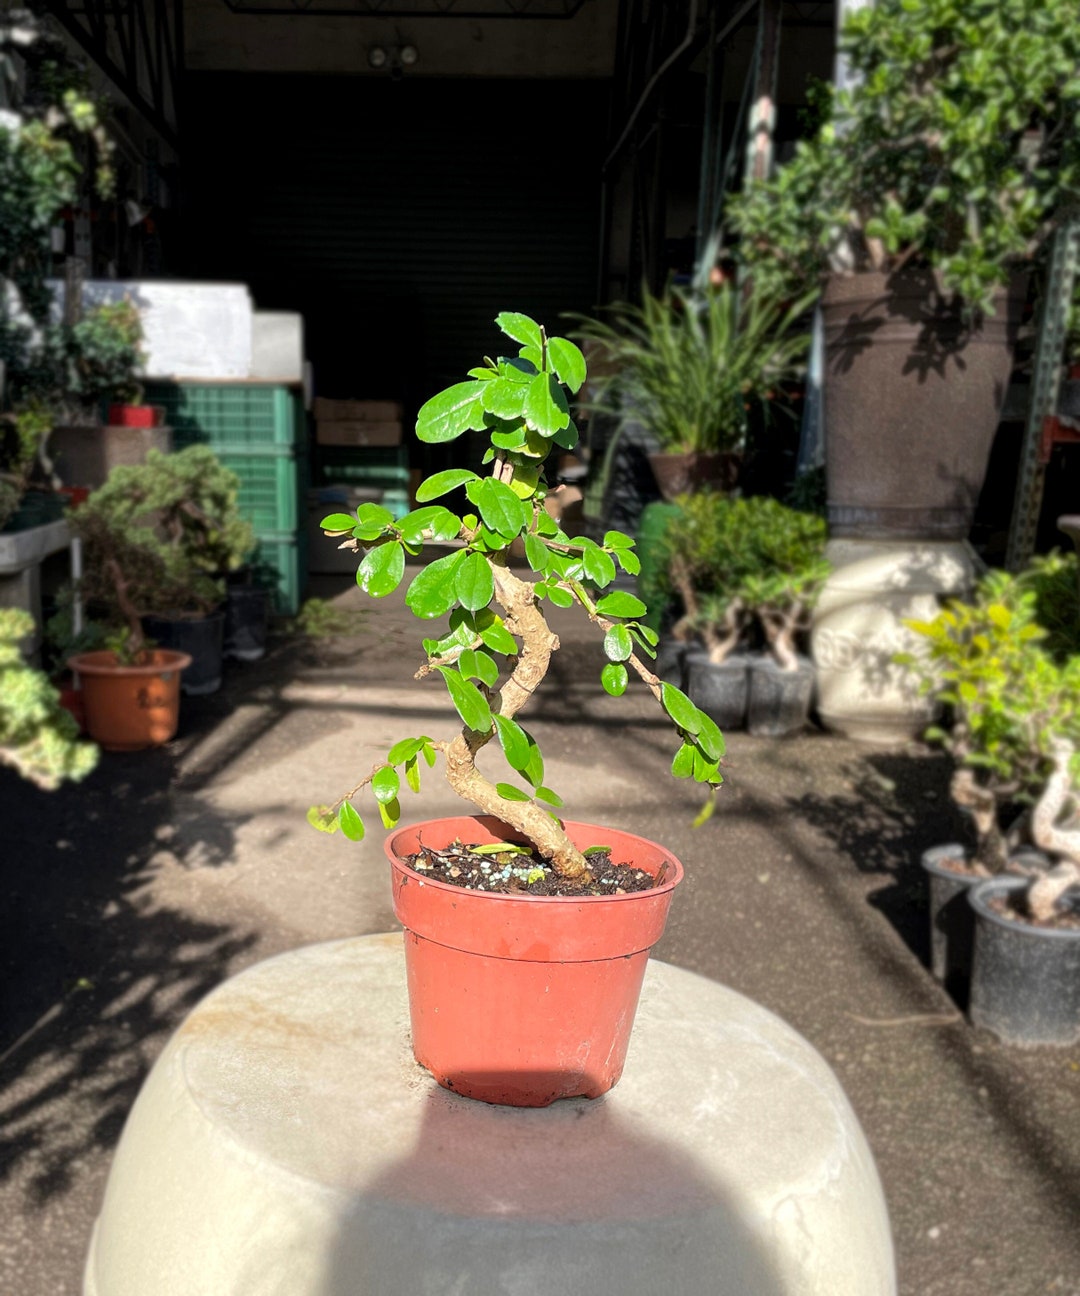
<box><xmin>812</xmin><ymin>538</ymin><xmax>979</xmax><ymax>743</ymax></box>
<box><xmin>84</xmin><ymin>934</ymin><xmax>895</xmax><ymax>1296</ymax></box>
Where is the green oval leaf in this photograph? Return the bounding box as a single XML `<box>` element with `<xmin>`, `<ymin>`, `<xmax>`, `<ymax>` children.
<box><xmin>416</xmin><ymin>381</ymin><xmax>485</xmax><ymax>443</ymax></box>
<box><xmin>596</xmin><ymin>591</ymin><xmax>648</xmax><ymax>618</ymax></box>
<box><xmin>397</xmin><ymin>506</ymin><xmax>461</xmax><ymax>544</ymax></box>
<box><xmin>584</xmin><ymin>545</ymin><xmax>617</xmax><ymax>588</ymax></box>
<box><xmin>603</xmin><ymin>624</ymin><xmax>633</xmax><ymax>662</ymax></box>
<box><xmin>480</xmin><ymin>622</ymin><xmax>518</xmax><ymax>656</ymax></box>
<box><xmin>496</xmin><ymin>782</ymin><xmax>532</xmax><ymax>802</ymax></box>
<box><xmin>694</xmin><ymin>712</ymin><xmax>725</xmax><ymax>763</ymax></box>
<box><xmin>357</xmin><ymin>541</ymin><xmax>406</xmax><ymax>598</ymax></box>
<box><xmin>546</xmin><ymin>336</ymin><xmax>587</xmax><ymax>393</ymax></box>
<box><xmin>467</xmin><ymin>478</ymin><xmax>528</xmax><ymax>540</ymax></box>
<box><xmin>388</xmin><ymin>736</ymin><xmax>427</xmax><ymax>766</ymax></box>
<box><xmin>459</xmin><ymin>647</ymin><xmax>499</xmax><ymax>688</ymax></box>
<box><xmin>404</xmin><ymin>756</ymin><xmax>421</xmax><ymax>793</ymax></box>
<box><xmin>495</xmin><ymin>311</ymin><xmax>543</xmax><ymax>350</ymax></box>
<box><xmin>661</xmin><ymin>682</ymin><xmax>702</xmax><ymax>734</ymax></box>
<box><xmin>372</xmin><ymin>764</ymin><xmax>400</xmax><ymax>804</ymax></box>
<box><xmin>525</xmin><ymin>533</ymin><xmax>550</xmax><ymax>575</ymax></box>
<box><xmin>405</xmin><ymin>548</ymin><xmax>465</xmax><ymax>619</ymax></box>
<box><xmin>378</xmin><ymin>796</ymin><xmax>402</xmax><ymax>830</ymax></box>
<box><xmin>546</xmin><ymin>585</ymin><xmax>574</xmax><ymax>609</ymax></box>
<box><xmin>481</xmin><ymin>378</ymin><xmax>529</xmax><ymax>421</ymax></box>
<box><xmin>338</xmin><ymin>801</ymin><xmax>365</xmax><ymax>841</ymax></box>
<box><xmin>320</xmin><ymin>512</ymin><xmax>357</xmax><ymax>532</ymax></box>
<box><xmin>438</xmin><ymin>667</ymin><xmax>493</xmax><ymax>733</ymax></box>
<box><xmin>455</xmin><ymin>551</ymin><xmax>495</xmax><ymax>612</ymax></box>
<box><xmin>523</xmin><ymin>371</ymin><xmax>570</xmax><ymax>435</ymax></box>
<box><xmin>416</xmin><ymin>469</ymin><xmax>480</xmax><ymax>502</ymax></box>
<box><xmin>603</xmin><ymin>530</ymin><xmax>635</xmax><ymax>550</ymax></box>
<box><xmin>494</xmin><ymin>714</ymin><xmax>532</xmax><ymax>772</ymax></box>
<box><xmin>535</xmin><ymin>785</ymin><xmax>563</xmax><ymax>808</ymax></box>
<box><xmin>601</xmin><ymin>662</ymin><xmax>628</xmax><ymax>696</ymax></box>
<box><xmin>671</xmin><ymin>742</ymin><xmax>696</xmax><ymax>779</ymax></box>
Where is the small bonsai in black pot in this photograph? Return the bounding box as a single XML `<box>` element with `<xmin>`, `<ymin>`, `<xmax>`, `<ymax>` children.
<box><xmin>901</xmin><ymin>552</ymin><xmax>1080</xmax><ymax>1003</ymax></box>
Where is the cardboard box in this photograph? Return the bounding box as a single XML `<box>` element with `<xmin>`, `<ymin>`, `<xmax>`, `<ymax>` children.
<box><xmin>313</xmin><ymin>398</ymin><xmax>403</xmax><ymax>423</ymax></box>
<box><xmin>316</xmin><ymin>419</ymin><xmax>403</xmax><ymax>447</ymax></box>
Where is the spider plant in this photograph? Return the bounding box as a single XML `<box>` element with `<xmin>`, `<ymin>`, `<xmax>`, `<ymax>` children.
<box><xmin>570</xmin><ymin>281</ymin><xmax>812</xmax><ymax>456</ymax></box>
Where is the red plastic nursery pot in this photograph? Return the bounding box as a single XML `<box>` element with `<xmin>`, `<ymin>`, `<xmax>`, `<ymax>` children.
<box><xmin>107</xmin><ymin>403</ymin><xmax>165</xmax><ymax>428</ymax></box>
<box><xmin>386</xmin><ymin>816</ymin><xmax>684</xmax><ymax>1108</ymax></box>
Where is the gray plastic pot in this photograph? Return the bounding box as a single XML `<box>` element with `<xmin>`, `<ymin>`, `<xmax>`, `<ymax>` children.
<box><xmin>654</xmin><ymin>637</ymin><xmax>688</xmax><ymax>690</ymax></box>
<box><xmin>686</xmin><ymin>649</ymin><xmax>749</xmax><ymax>730</ymax></box>
<box><xmin>747</xmin><ymin>655</ymin><xmax>814</xmax><ymax>737</ymax></box>
<box><xmin>969</xmin><ymin>875</ymin><xmax>1080</xmax><ymax>1046</ymax></box>
<box><xmin>224</xmin><ymin>585</ymin><xmax>270</xmax><ymax>662</ymax></box>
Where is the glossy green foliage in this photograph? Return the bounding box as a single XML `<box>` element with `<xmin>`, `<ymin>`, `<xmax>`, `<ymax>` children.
<box><xmin>728</xmin><ymin>0</ymin><xmax>1080</xmax><ymax>312</ymax></box>
<box><xmin>311</xmin><ymin>312</ymin><xmax>726</xmax><ymax>845</ymax></box>
<box><xmin>902</xmin><ymin>561</ymin><xmax>1080</xmax><ymax>816</ymax></box>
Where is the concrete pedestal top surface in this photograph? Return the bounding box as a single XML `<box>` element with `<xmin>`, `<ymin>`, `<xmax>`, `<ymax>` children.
<box><xmin>84</xmin><ymin>934</ymin><xmax>895</xmax><ymax>1296</ymax></box>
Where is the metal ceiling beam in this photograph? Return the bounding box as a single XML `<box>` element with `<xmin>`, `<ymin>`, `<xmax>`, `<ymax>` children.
<box><xmin>222</xmin><ymin>0</ymin><xmax>588</xmax><ymax>16</ymax></box>
<box><xmin>42</xmin><ymin>0</ymin><xmax>182</xmax><ymax>151</ymax></box>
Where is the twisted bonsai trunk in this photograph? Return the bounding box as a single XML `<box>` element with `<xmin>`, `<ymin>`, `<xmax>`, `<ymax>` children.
<box><xmin>1029</xmin><ymin>740</ymin><xmax>1080</xmax><ymax>923</ymax></box>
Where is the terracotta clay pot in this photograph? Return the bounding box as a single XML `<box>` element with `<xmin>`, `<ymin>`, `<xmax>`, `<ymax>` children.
<box><xmin>648</xmin><ymin>451</ymin><xmax>740</xmax><ymax>501</ymax></box>
<box><xmin>386</xmin><ymin>816</ymin><xmax>683</xmax><ymax>1107</ymax></box>
<box><xmin>69</xmin><ymin>649</ymin><xmax>191</xmax><ymax>751</ymax></box>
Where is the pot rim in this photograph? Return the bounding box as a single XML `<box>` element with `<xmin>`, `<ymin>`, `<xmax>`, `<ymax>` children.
<box><xmin>386</xmin><ymin>816</ymin><xmax>683</xmax><ymax>905</ymax></box>
<box><xmin>969</xmin><ymin>874</ymin><xmax>1080</xmax><ymax>941</ymax></box>
<box><xmin>69</xmin><ymin>648</ymin><xmax>193</xmax><ymax>676</ymax></box>
<box><xmin>921</xmin><ymin>843</ymin><xmax>1047</xmax><ymax>883</ymax></box>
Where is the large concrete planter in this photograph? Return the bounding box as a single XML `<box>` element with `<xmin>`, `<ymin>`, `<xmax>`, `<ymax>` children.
<box><xmin>811</xmin><ymin>539</ymin><xmax>978</xmax><ymax>743</ymax></box>
<box><xmin>0</xmin><ymin>518</ymin><xmax>72</xmax><ymax>661</ymax></box>
<box><xmin>821</xmin><ymin>271</ymin><xmax>1026</xmax><ymax>541</ymax></box>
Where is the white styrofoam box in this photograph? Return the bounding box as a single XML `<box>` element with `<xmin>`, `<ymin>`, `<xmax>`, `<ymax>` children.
<box><xmin>49</xmin><ymin>280</ymin><xmax>253</xmax><ymax>380</ymax></box>
<box><xmin>251</xmin><ymin>312</ymin><xmax>305</xmax><ymax>384</ymax></box>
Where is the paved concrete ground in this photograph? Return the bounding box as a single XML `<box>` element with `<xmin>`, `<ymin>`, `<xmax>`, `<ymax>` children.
<box><xmin>2</xmin><ymin>565</ymin><xmax>1079</xmax><ymax>1296</ymax></box>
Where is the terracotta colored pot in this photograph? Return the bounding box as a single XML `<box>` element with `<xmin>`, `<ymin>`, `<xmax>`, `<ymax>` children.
<box><xmin>386</xmin><ymin>816</ymin><xmax>684</xmax><ymax>1107</ymax></box>
<box><xmin>648</xmin><ymin>451</ymin><xmax>740</xmax><ymax>501</ymax></box>
<box><xmin>69</xmin><ymin>649</ymin><xmax>191</xmax><ymax>751</ymax></box>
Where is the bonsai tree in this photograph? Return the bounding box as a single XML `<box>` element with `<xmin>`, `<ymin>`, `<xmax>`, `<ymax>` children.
<box><xmin>903</xmin><ymin>570</ymin><xmax>1080</xmax><ymax>874</ymax></box>
<box><xmin>652</xmin><ymin>493</ymin><xmax>828</xmax><ymax>668</ymax></box>
<box><xmin>309</xmin><ymin>312</ymin><xmax>726</xmax><ymax>878</ymax></box>
<box><xmin>738</xmin><ymin>498</ymin><xmax>830</xmax><ymax>671</ymax></box>
<box><xmin>69</xmin><ymin>446</ymin><xmax>253</xmax><ymax>656</ymax></box>
<box><xmin>727</xmin><ymin>0</ymin><xmax>1080</xmax><ymax>312</ymax></box>
<box><xmin>0</xmin><ymin>608</ymin><xmax>97</xmax><ymax>788</ymax></box>
<box><xmin>570</xmin><ymin>281</ymin><xmax>810</xmax><ymax>459</ymax></box>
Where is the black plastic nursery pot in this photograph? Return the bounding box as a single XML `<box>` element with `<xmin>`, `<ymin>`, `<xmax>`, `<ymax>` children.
<box><xmin>143</xmin><ymin>610</ymin><xmax>226</xmax><ymax>696</ymax></box>
<box><xmin>224</xmin><ymin>584</ymin><xmax>270</xmax><ymax>662</ymax></box>
<box><xmin>686</xmin><ymin>649</ymin><xmax>749</xmax><ymax>730</ymax></box>
<box><xmin>922</xmin><ymin>845</ymin><xmax>1047</xmax><ymax>1006</ymax></box>
<box><xmin>746</xmin><ymin>655</ymin><xmax>814</xmax><ymax>737</ymax></box>
<box><xmin>969</xmin><ymin>875</ymin><xmax>1080</xmax><ymax>1047</ymax></box>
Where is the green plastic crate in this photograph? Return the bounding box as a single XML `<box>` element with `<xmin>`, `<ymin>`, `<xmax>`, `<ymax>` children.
<box><xmin>145</xmin><ymin>383</ymin><xmax>301</xmax><ymax>448</ymax></box>
<box><xmin>314</xmin><ymin>443</ymin><xmax>409</xmax><ymax>489</ymax></box>
<box><xmin>251</xmin><ymin>530</ymin><xmax>306</xmax><ymax>616</ymax></box>
<box><xmin>216</xmin><ymin>447</ymin><xmax>300</xmax><ymax>532</ymax></box>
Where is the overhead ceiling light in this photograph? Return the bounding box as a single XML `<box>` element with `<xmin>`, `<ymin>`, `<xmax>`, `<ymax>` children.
<box><xmin>367</xmin><ymin>45</ymin><xmax>388</xmax><ymax>69</ymax></box>
<box><xmin>399</xmin><ymin>44</ymin><xmax>419</xmax><ymax>66</ymax></box>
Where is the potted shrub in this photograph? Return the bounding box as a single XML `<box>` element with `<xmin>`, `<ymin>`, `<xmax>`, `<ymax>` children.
<box><xmin>738</xmin><ymin>498</ymin><xmax>830</xmax><ymax>737</ymax></box>
<box><xmin>728</xmin><ymin>0</ymin><xmax>1080</xmax><ymax>540</ymax></box>
<box><xmin>48</xmin><ymin>300</ymin><xmax>171</xmax><ymax>488</ymax></box>
<box><xmin>70</xmin><ymin>446</ymin><xmax>254</xmax><ymax>695</ymax></box>
<box><xmin>901</xmin><ymin>557</ymin><xmax>1080</xmax><ymax>997</ymax></box>
<box><xmin>570</xmin><ymin>281</ymin><xmax>810</xmax><ymax>501</ymax></box>
<box><xmin>0</xmin><ymin>607</ymin><xmax>97</xmax><ymax>787</ymax></box>
<box><xmin>968</xmin><ymin>735</ymin><xmax>1080</xmax><ymax>1046</ymax></box>
<box><xmin>1</xmin><ymin>15</ymin><xmax>116</xmax><ymax>500</ymax></box>
<box><xmin>309</xmin><ymin>311</ymin><xmax>725</xmax><ymax>1107</ymax></box>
